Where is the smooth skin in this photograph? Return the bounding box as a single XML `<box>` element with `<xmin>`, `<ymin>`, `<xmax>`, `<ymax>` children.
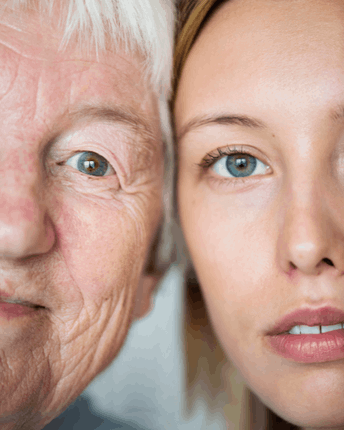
<box><xmin>0</xmin><ymin>5</ymin><xmax>163</xmax><ymax>430</ymax></box>
<box><xmin>175</xmin><ymin>0</ymin><xmax>344</xmax><ymax>429</ymax></box>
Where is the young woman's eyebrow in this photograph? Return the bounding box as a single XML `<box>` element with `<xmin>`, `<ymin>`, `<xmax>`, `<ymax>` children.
<box><xmin>177</xmin><ymin>114</ymin><xmax>267</xmax><ymax>142</ymax></box>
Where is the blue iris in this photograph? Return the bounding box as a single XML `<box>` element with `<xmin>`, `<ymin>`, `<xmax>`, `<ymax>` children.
<box><xmin>77</xmin><ymin>152</ymin><xmax>109</xmax><ymax>176</ymax></box>
<box><xmin>226</xmin><ymin>154</ymin><xmax>257</xmax><ymax>177</ymax></box>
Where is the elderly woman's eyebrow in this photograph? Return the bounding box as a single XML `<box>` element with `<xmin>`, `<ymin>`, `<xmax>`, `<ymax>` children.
<box><xmin>177</xmin><ymin>114</ymin><xmax>266</xmax><ymax>141</ymax></box>
<box><xmin>67</xmin><ymin>104</ymin><xmax>156</xmax><ymax>139</ymax></box>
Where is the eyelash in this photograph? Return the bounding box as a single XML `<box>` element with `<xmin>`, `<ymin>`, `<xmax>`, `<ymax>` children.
<box><xmin>198</xmin><ymin>145</ymin><xmax>254</xmax><ymax>169</ymax></box>
<box><xmin>197</xmin><ymin>145</ymin><xmax>271</xmax><ymax>187</ymax></box>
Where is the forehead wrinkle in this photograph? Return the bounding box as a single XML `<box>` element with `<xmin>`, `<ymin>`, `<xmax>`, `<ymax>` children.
<box><xmin>0</xmin><ymin>47</ymin><xmax>19</xmax><ymax>104</ymax></box>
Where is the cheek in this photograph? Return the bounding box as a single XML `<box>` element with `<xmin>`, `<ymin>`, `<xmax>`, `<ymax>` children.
<box><xmin>179</xmin><ymin>187</ymin><xmax>268</xmax><ymax>291</ymax></box>
<box><xmin>53</xmin><ymin>196</ymin><xmax>149</xmax><ymax>305</ymax></box>
<box><xmin>178</xmin><ymin>185</ymin><xmax>275</xmax><ymax>353</ymax></box>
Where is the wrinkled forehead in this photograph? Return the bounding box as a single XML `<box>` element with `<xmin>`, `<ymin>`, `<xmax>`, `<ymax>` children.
<box><xmin>0</xmin><ymin>1</ymin><xmax>77</xmax><ymax>56</ymax></box>
<box><xmin>0</xmin><ymin>1</ymin><xmax>145</xmax><ymax>65</ymax></box>
<box><xmin>0</xmin><ymin>4</ymin><xmax>160</xmax><ymax>150</ymax></box>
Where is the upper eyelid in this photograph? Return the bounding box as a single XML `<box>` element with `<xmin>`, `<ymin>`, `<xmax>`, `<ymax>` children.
<box><xmin>47</xmin><ymin>128</ymin><xmax>156</xmax><ymax>178</ymax></box>
<box><xmin>47</xmin><ymin>117</ymin><xmax>159</xmax><ymax>167</ymax></box>
<box><xmin>198</xmin><ymin>145</ymin><xmax>260</xmax><ymax>168</ymax></box>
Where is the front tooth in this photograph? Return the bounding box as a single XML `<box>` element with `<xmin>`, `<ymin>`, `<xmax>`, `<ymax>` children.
<box><xmin>289</xmin><ymin>325</ymin><xmax>301</xmax><ymax>334</ymax></box>
<box><xmin>321</xmin><ymin>323</ymin><xmax>343</xmax><ymax>333</ymax></box>
<box><xmin>300</xmin><ymin>325</ymin><xmax>320</xmax><ymax>334</ymax></box>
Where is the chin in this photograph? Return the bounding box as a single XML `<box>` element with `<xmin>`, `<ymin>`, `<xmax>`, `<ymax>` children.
<box><xmin>267</xmin><ymin>399</ymin><xmax>344</xmax><ymax>429</ymax></box>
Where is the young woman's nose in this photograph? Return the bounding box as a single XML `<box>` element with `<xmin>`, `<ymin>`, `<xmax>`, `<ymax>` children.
<box><xmin>277</xmin><ymin>186</ymin><xmax>344</xmax><ymax>276</ymax></box>
<box><xmin>0</xmin><ymin>175</ymin><xmax>55</xmax><ymax>259</ymax></box>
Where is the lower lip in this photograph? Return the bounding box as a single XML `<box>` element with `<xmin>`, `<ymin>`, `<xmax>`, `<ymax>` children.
<box><xmin>268</xmin><ymin>330</ymin><xmax>344</xmax><ymax>363</ymax></box>
<box><xmin>0</xmin><ymin>302</ymin><xmax>38</xmax><ymax>320</ymax></box>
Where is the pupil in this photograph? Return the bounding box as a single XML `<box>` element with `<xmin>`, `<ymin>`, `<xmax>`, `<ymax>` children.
<box><xmin>84</xmin><ymin>159</ymin><xmax>99</xmax><ymax>172</ymax></box>
<box><xmin>235</xmin><ymin>157</ymin><xmax>248</xmax><ymax>170</ymax></box>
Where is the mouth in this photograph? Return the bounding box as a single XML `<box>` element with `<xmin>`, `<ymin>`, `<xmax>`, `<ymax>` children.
<box><xmin>266</xmin><ymin>306</ymin><xmax>344</xmax><ymax>363</ymax></box>
<box><xmin>0</xmin><ymin>292</ymin><xmax>46</xmax><ymax>320</ymax></box>
<box><xmin>0</xmin><ymin>297</ymin><xmax>46</xmax><ymax>310</ymax></box>
<box><xmin>284</xmin><ymin>322</ymin><xmax>343</xmax><ymax>335</ymax></box>
<box><xmin>267</xmin><ymin>306</ymin><xmax>344</xmax><ymax>336</ymax></box>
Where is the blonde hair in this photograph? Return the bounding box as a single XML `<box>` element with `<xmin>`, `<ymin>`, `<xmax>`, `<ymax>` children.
<box><xmin>174</xmin><ymin>1</ymin><xmax>295</xmax><ymax>428</ymax></box>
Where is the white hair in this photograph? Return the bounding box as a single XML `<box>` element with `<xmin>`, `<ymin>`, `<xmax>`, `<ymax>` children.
<box><xmin>6</xmin><ymin>0</ymin><xmax>176</xmax><ymax>271</ymax></box>
<box><xmin>7</xmin><ymin>0</ymin><xmax>174</xmax><ymax>98</ymax></box>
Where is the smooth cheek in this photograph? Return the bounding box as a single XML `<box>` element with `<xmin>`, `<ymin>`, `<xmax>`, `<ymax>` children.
<box><xmin>181</xmin><ymin>175</ymin><xmax>266</xmax><ymax>301</ymax></box>
<box><xmin>179</xmin><ymin>176</ymin><xmax>344</xmax><ymax>427</ymax></box>
<box><xmin>178</xmin><ymin>169</ymin><xmax>277</xmax><ymax>370</ymax></box>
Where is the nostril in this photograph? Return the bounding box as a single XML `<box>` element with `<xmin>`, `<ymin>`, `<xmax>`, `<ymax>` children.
<box><xmin>323</xmin><ymin>258</ymin><xmax>334</xmax><ymax>266</ymax></box>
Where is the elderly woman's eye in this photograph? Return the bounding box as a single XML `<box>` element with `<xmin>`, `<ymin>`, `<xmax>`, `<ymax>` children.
<box><xmin>65</xmin><ymin>151</ymin><xmax>115</xmax><ymax>177</ymax></box>
<box><xmin>212</xmin><ymin>153</ymin><xmax>269</xmax><ymax>178</ymax></box>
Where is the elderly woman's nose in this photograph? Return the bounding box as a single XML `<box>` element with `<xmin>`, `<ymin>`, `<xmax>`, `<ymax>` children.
<box><xmin>0</xmin><ymin>175</ymin><xmax>55</xmax><ymax>259</ymax></box>
<box><xmin>277</xmin><ymin>186</ymin><xmax>344</xmax><ymax>276</ymax></box>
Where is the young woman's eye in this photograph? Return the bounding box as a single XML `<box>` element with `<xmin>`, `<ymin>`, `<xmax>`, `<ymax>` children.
<box><xmin>65</xmin><ymin>151</ymin><xmax>115</xmax><ymax>177</ymax></box>
<box><xmin>212</xmin><ymin>153</ymin><xmax>269</xmax><ymax>178</ymax></box>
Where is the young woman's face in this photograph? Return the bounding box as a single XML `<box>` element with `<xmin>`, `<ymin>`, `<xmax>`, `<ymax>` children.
<box><xmin>175</xmin><ymin>0</ymin><xmax>344</xmax><ymax>428</ymax></box>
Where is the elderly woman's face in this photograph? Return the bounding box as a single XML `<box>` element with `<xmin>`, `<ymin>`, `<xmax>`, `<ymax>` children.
<box><xmin>0</xmin><ymin>7</ymin><xmax>163</xmax><ymax>429</ymax></box>
<box><xmin>175</xmin><ymin>0</ymin><xmax>344</xmax><ymax>428</ymax></box>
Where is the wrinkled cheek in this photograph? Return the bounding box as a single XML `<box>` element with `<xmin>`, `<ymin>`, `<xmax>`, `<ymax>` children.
<box><xmin>54</xmin><ymin>201</ymin><xmax>147</xmax><ymax>304</ymax></box>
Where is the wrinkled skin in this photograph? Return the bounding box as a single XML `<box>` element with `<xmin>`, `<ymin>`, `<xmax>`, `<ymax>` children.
<box><xmin>175</xmin><ymin>0</ymin><xmax>344</xmax><ymax>429</ymax></box>
<box><xmin>0</xmin><ymin>6</ymin><xmax>163</xmax><ymax>430</ymax></box>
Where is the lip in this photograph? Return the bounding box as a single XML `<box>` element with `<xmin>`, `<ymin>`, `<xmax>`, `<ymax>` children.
<box><xmin>0</xmin><ymin>291</ymin><xmax>45</xmax><ymax>321</ymax></box>
<box><xmin>267</xmin><ymin>306</ymin><xmax>344</xmax><ymax>335</ymax></box>
<box><xmin>267</xmin><ymin>306</ymin><xmax>344</xmax><ymax>363</ymax></box>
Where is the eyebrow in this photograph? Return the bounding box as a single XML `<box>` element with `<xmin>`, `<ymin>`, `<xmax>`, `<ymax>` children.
<box><xmin>67</xmin><ymin>104</ymin><xmax>155</xmax><ymax>140</ymax></box>
<box><xmin>47</xmin><ymin>103</ymin><xmax>160</xmax><ymax>173</ymax></box>
<box><xmin>179</xmin><ymin>105</ymin><xmax>344</xmax><ymax>142</ymax></box>
<box><xmin>177</xmin><ymin>114</ymin><xmax>266</xmax><ymax>141</ymax></box>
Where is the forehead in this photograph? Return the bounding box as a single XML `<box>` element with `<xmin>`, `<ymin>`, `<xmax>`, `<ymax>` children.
<box><xmin>197</xmin><ymin>0</ymin><xmax>344</xmax><ymax>55</ymax></box>
<box><xmin>0</xmin><ymin>5</ymin><xmax>159</xmax><ymax>138</ymax></box>
<box><xmin>176</xmin><ymin>0</ymin><xmax>344</xmax><ymax>124</ymax></box>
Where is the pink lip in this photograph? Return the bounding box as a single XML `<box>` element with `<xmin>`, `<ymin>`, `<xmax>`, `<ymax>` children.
<box><xmin>0</xmin><ymin>302</ymin><xmax>39</xmax><ymax>320</ymax></box>
<box><xmin>267</xmin><ymin>306</ymin><xmax>344</xmax><ymax>363</ymax></box>
<box><xmin>267</xmin><ymin>306</ymin><xmax>344</xmax><ymax>335</ymax></box>
<box><xmin>0</xmin><ymin>291</ymin><xmax>44</xmax><ymax>321</ymax></box>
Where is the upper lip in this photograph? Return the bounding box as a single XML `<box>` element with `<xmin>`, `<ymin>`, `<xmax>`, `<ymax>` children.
<box><xmin>267</xmin><ymin>306</ymin><xmax>344</xmax><ymax>335</ymax></box>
